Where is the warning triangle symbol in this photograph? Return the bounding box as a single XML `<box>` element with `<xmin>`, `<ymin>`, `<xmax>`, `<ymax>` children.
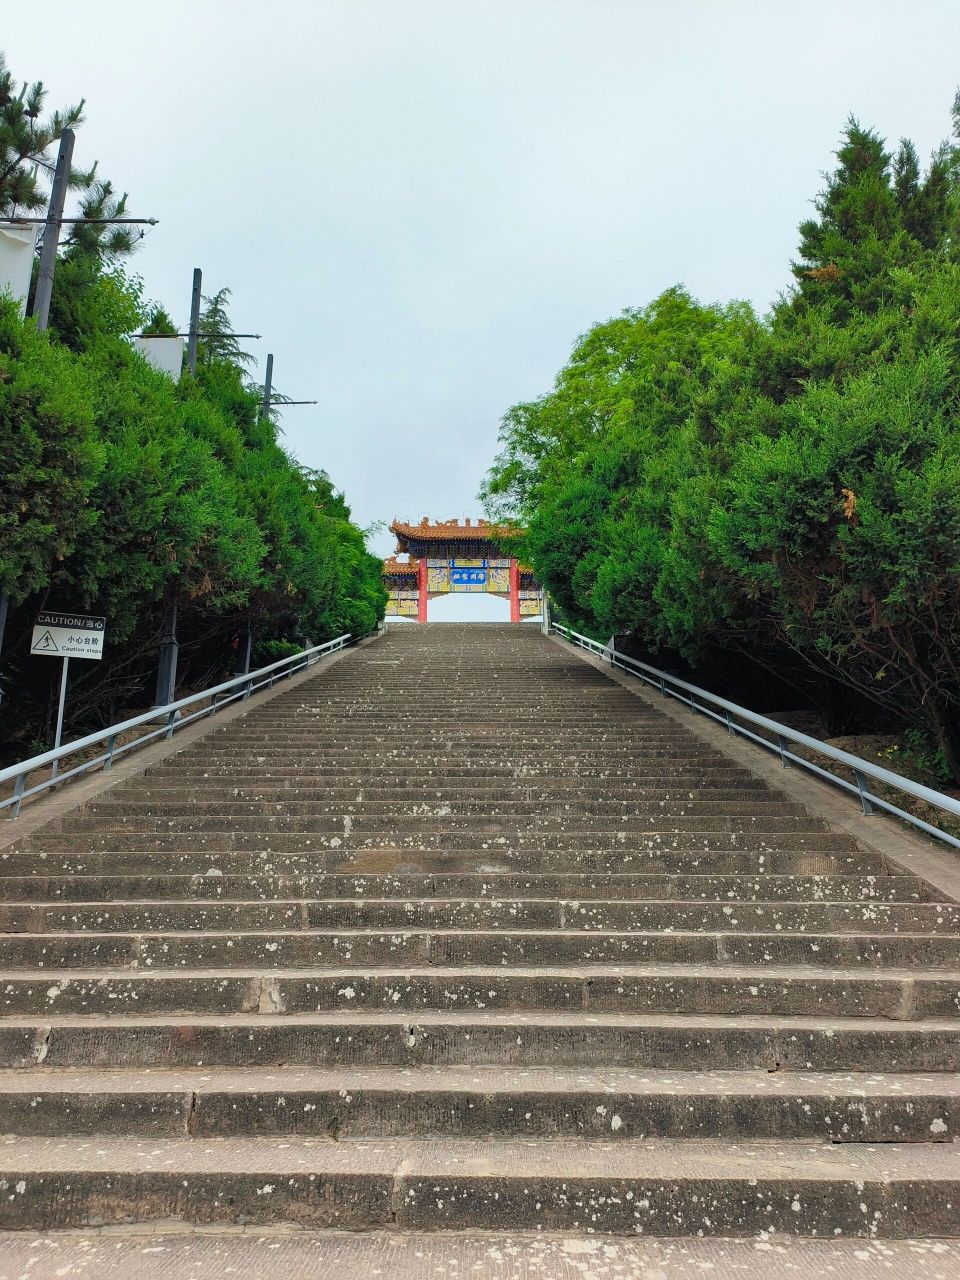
<box><xmin>34</xmin><ymin>630</ymin><xmax>58</xmax><ymax>652</ymax></box>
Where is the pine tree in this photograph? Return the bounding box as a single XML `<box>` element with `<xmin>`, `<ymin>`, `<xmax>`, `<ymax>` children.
<box><xmin>63</xmin><ymin>179</ymin><xmax>142</xmax><ymax>263</ymax></box>
<box><xmin>141</xmin><ymin>304</ymin><xmax>177</xmax><ymax>336</ymax></box>
<box><xmin>0</xmin><ymin>52</ymin><xmax>91</xmax><ymax>216</ymax></box>
<box><xmin>792</xmin><ymin>119</ymin><xmax>952</xmax><ymax>316</ymax></box>
<box><xmin>197</xmin><ymin>287</ymin><xmax>254</xmax><ymax>369</ymax></box>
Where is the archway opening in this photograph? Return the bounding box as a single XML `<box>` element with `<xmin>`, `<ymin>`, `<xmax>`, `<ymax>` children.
<box><xmin>426</xmin><ymin>592</ymin><xmax>511</xmax><ymax>622</ymax></box>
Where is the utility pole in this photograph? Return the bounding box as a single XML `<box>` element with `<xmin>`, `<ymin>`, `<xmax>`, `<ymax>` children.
<box><xmin>259</xmin><ymin>353</ymin><xmax>317</xmax><ymax>420</ymax></box>
<box><xmin>186</xmin><ymin>268</ymin><xmax>202</xmax><ymax>375</ymax></box>
<box><xmin>32</xmin><ymin>128</ymin><xmax>75</xmax><ymax>331</ymax></box>
<box><xmin>13</xmin><ymin>127</ymin><xmax>155</xmax><ymax>332</ymax></box>
<box><xmin>261</xmin><ymin>353</ymin><xmax>274</xmax><ymax>419</ymax></box>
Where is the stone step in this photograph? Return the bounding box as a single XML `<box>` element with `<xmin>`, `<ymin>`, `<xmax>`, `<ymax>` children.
<box><xmin>242</xmin><ymin>693</ymin><xmax>653</xmax><ymax>701</ymax></box>
<box><xmin>165</xmin><ymin>735</ymin><xmax>737</xmax><ymax>749</ymax></box>
<box><xmin>0</xmin><ymin>849</ymin><xmax>881</xmax><ymax>876</ymax></box>
<box><xmin>5</xmin><ymin>898</ymin><xmax>957</xmax><ymax>935</ymax></box>
<box><xmin>1</xmin><ymin>927</ymin><xmax>957</xmax><ymax>969</ymax></box>
<box><xmin>0</xmin><ymin>872</ymin><xmax>931</xmax><ymax>903</ymax></box>
<box><xmin>214</xmin><ymin>737</ymin><xmax>704</xmax><ymax>746</ymax></box>
<box><xmin>2</xmin><ymin>620</ymin><xmax>955</xmax><ymax>1242</ymax></box>
<box><xmin>0</xmin><ymin>1065</ymin><xmax>956</xmax><ymax>1142</ymax></box>
<box><xmin>206</xmin><ymin>709</ymin><xmax>700</xmax><ymax>716</ymax></box>
<box><xmin>141</xmin><ymin>776</ymin><xmax>771</xmax><ymax>793</ymax></box>
<box><xmin>0</xmin><ymin>1133</ymin><xmax>956</xmax><ymax>1235</ymax></box>
<box><xmin>103</xmin><ymin>784</ymin><xmax>790</xmax><ymax>803</ymax></box>
<box><xmin>0</xmin><ymin>1232</ymin><xmax>953</xmax><ymax>1278</ymax></box>
<box><xmin>139</xmin><ymin>771</ymin><xmax>770</xmax><ymax>787</ymax></box>
<box><xmin>201</xmin><ymin>700</ymin><xmax>674</xmax><ymax>710</ymax></box>
<box><xmin>4</xmin><ymin>963</ymin><xmax>957</xmax><ymax>1018</ymax></box>
<box><xmin>194</xmin><ymin>733</ymin><xmax>714</xmax><ymax>747</ymax></box>
<box><xmin>213</xmin><ymin>693</ymin><xmax>675</xmax><ymax>702</ymax></box>
<box><xmin>184</xmin><ymin>730</ymin><xmax>705</xmax><ymax>739</ymax></box>
<box><xmin>238</xmin><ymin>702</ymin><xmax>663</xmax><ymax>710</ymax></box>
<box><xmin>23</xmin><ymin>829</ymin><xmax>862</xmax><ymax>854</ymax></box>
<box><xmin>166</xmin><ymin>758</ymin><xmax>761</xmax><ymax>772</ymax></box>
<box><xmin>209</xmin><ymin>715</ymin><xmax>698</xmax><ymax>726</ymax></box>
<box><xmin>83</xmin><ymin>798</ymin><xmax>810</xmax><ymax>818</ymax></box>
<box><xmin>175</xmin><ymin>718</ymin><xmax>710</xmax><ymax>730</ymax></box>
<box><xmin>143</xmin><ymin>766</ymin><xmax>764</xmax><ymax>783</ymax></box>
<box><xmin>1</xmin><ymin>1011</ymin><xmax>958</xmax><ymax>1071</ymax></box>
<box><xmin>162</xmin><ymin>747</ymin><xmax>737</xmax><ymax>762</ymax></box>
<box><xmin>59</xmin><ymin>814</ymin><xmax>838</xmax><ymax>836</ymax></box>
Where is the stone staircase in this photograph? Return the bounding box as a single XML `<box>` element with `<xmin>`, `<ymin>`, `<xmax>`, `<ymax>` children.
<box><xmin>0</xmin><ymin>622</ymin><xmax>957</xmax><ymax>1237</ymax></box>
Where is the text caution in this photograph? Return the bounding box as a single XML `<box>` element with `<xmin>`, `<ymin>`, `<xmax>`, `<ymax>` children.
<box><xmin>31</xmin><ymin>612</ymin><xmax>106</xmax><ymax>661</ymax></box>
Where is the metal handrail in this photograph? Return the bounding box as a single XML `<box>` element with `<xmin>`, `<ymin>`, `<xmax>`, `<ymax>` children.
<box><xmin>0</xmin><ymin>632</ymin><xmax>358</xmax><ymax>819</ymax></box>
<box><xmin>551</xmin><ymin>622</ymin><xmax>960</xmax><ymax>851</ymax></box>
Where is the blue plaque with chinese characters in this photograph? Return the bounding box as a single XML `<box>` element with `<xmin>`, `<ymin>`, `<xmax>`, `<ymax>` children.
<box><xmin>450</xmin><ymin>566</ymin><xmax>487</xmax><ymax>587</ymax></box>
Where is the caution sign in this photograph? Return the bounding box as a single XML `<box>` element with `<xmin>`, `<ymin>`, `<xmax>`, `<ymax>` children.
<box><xmin>31</xmin><ymin>612</ymin><xmax>106</xmax><ymax>661</ymax></box>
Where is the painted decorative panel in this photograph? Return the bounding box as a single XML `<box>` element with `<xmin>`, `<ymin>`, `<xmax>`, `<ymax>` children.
<box><xmin>387</xmin><ymin>589</ymin><xmax>419</xmax><ymax>617</ymax></box>
<box><xmin>425</xmin><ymin>559</ymin><xmax>513</xmax><ymax>593</ymax></box>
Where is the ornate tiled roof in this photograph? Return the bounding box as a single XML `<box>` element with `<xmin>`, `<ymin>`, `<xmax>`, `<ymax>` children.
<box><xmin>389</xmin><ymin>517</ymin><xmax>517</xmax><ymax>543</ymax></box>
<box><xmin>382</xmin><ymin>555</ymin><xmax>418</xmax><ymax>577</ymax></box>
<box><xmin>383</xmin><ymin>518</ymin><xmax>536</xmax><ymax>582</ymax></box>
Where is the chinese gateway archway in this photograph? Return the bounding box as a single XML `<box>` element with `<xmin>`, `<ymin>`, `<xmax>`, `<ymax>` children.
<box><xmin>383</xmin><ymin>517</ymin><xmax>543</xmax><ymax>623</ymax></box>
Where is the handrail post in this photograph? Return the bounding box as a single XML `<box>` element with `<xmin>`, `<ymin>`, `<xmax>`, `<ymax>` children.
<box><xmin>103</xmin><ymin>734</ymin><xmax>118</xmax><ymax>772</ymax></box>
<box><xmin>777</xmin><ymin>734</ymin><xmax>790</xmax><ymax>768</ymax></box>
<box><xmin>853</xmin><ymin>769</ymin><xmax>875</xmax><ymax>815</ymax></box>
<box><xmin>10</xmin><ymin>773</ymin><xmax>26</xmax><ymax>819</ymax></box>
<box><xmin>164</xmin><ymin>709</ymin><xmax>177</xmax><ymax>740</ymax></box>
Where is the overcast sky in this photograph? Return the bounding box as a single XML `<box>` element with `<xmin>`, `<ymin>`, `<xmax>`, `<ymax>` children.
<box><xmin>5</xmin><ymin>1</ymin><xmax>960</xmax><ymax>619</ymax></box>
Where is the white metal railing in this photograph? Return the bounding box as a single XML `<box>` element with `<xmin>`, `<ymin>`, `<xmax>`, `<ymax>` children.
<box><xmin>551</xmin><ymin>622</ymin><xmax>960</xmax><ymax>851</ymax></box>
<box><xmin>0</xmin><ymin>632</ymin><xmax>359</xmax><ymax>819</ymax></box>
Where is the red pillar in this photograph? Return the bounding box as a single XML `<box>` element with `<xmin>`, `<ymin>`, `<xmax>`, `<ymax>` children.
<box><xmin>417</xmin><ymin>558</ymin><xmax>428</xmax><ymax>623</ymax></box>
<box><xmin>509</xmin><ymin>559</ymin><xmax>520</xmax><ymax>624</ymax></box>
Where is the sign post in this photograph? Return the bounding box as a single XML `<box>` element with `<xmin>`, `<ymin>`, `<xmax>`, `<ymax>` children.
<box><xmin>30</xmin><ymin>613</ymin><xmax>107</xmax><ymax>781</ymax></box>
<box><xmin>50</xmin><ymin>657</ymin><xmax>70</xmax><ymax>781</ymax></box>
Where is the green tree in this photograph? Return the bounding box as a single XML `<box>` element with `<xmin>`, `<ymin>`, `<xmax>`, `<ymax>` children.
<box><xmin>0</xmin><ymin>50</ymin><xmax>385</xmax><ymax>752</ymax></box>
<box><xmin>485</xmin><ymin>101</ymin><xmax>960</xmax><ymax>779</ymax></box>
<box><xmin>0</xmin><ymin>51</ymin><xmax>143</xmax><ymax>349</ymax></box>
<box><xmin>196</xmin><ymin>287</ymin><xmax>254</xmax><ymax>370</ymax></box>
<box><xmin>0</xmin><ymin>52</ymin><xmax>88</xmax><ymax>215</ymax></box>
<box><xmin>0</xmin><ymin>299</ymin><xmax>100</xmax><ymax>603</ymax></box>
<box><xmin>483</xmin><ymin>287</ymin><xmax>751</xmax><ymax>638</ymax></box>
<box><xmin>141</xmin><ymin>304</ymin><xmax>177</xmax><ymax>336</ymax></box>
<box><xmin>63</xmin><ymin>179</ymin><xmax>143</xmax><ymax>263</ymax></box>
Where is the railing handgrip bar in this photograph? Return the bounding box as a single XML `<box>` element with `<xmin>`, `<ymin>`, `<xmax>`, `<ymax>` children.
<box><xmin>550</xmin><ymin>622</ymin><xmax>960</xmax><ymax>821</ymax></box>
<box><xmin>0</xmin><ymin>631</ymin><xmax>357</xmax><ymax>787</ymax></box>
